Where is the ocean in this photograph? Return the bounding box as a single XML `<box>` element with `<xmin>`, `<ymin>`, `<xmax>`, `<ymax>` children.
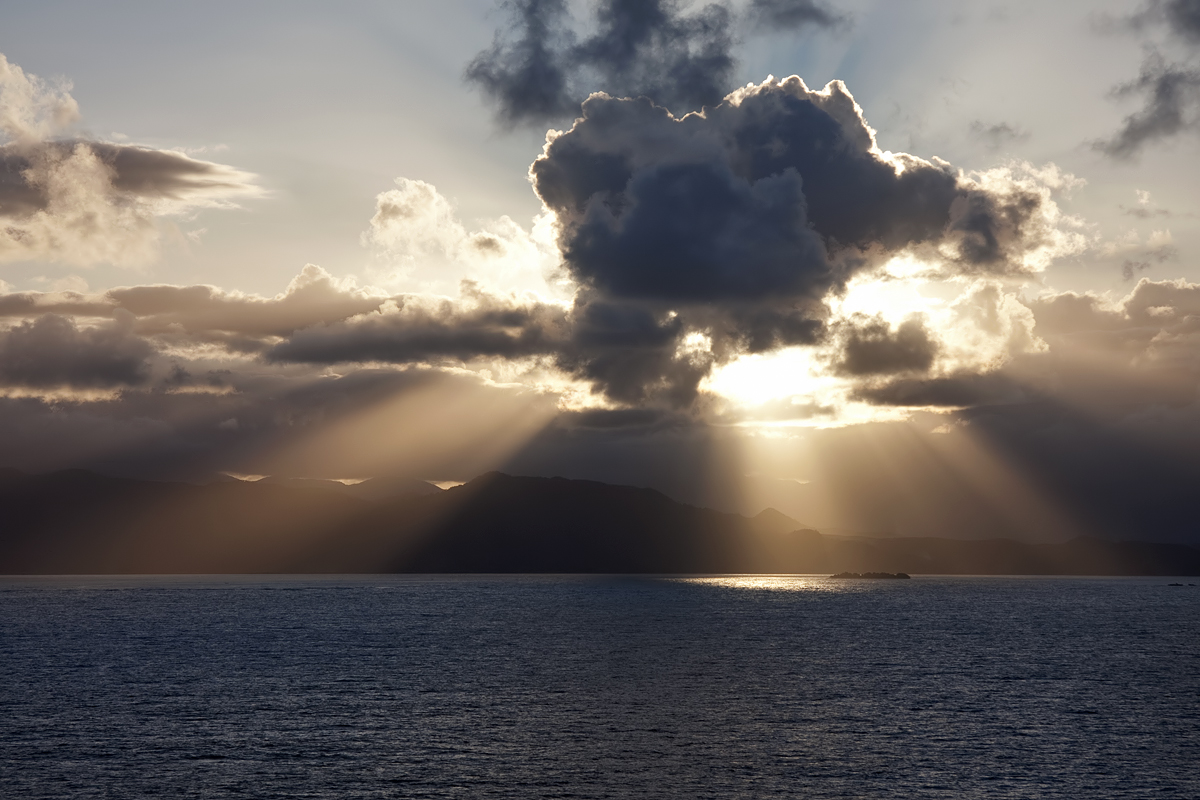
<box><xmin>2</xmin><ymin>575</ymin><xmax>1197</xmax><ymax>799</ymax></box>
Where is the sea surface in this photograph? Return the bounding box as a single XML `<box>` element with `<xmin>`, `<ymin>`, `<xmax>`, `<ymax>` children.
<box><xmin>1</xmin><ymin>575</ymin><xmax>1198</xmax><ymax>799</ymax></box>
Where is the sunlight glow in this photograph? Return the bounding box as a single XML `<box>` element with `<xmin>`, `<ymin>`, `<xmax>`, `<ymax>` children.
<box><xmin>701</xmin><ymin>252</ymin><xmax>1049</xmax><ymax>428</ymax></box>
<box><xmin>703</xmin><ymin>347</ymin><xmax>824</xmax><ymax>405</ymax></box>
<box><xmin>832</xmin><ymin>265</ymin><xmax>944</xmax><ymax>323</ymax></box>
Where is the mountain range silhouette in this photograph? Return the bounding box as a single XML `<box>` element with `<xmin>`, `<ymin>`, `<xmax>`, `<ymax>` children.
<box><xmin>2</xmin><ymin>469</ymin><xmax>1197</xmax><ymax>575</ymax></box>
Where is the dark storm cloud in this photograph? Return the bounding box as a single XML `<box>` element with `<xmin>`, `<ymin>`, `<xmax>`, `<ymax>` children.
<box><xmin>0</xmin><ymin>269</ymin><xmax>698</xmax><ymax>409</ymax></box>
<box><xmin>726</xmin><ymin>305</ymin><xmax>825</xmax><ymax>352</ymax></box>
<box><xmin>465</xmin><ymin>0</ymin><xmax>576</xmax><ymax>125</ymax></box>
<box><xmin>534</xmin><ymin>80</ymin><xmax>1048</xmax><ymax>302</ymax></box>
<box><xmin>0</xmin><ymin>313</ymin><xmax>154</xmax><ymax>388</ymax></box>
<box><xmin>1165</xmin><ymin>0</ymin><xmax>1200</xmax><ymax>40</ymax></box>
<box><xmin>835</xmin><ymin>316</ymin><xmax>938</xmax><ymax>377</ymax></box>
<box><xmin>1136</xmin><ymin>0</ymin><xmax>1200</xmax><ymax>42</ymax></box>
<box><xmin>573</xmin><ymin>0</ymin><xmax>735</xmax><ymax>115</ymax></box>
<box><xmin>557</xmin><ymin>296</ymin><xmax>705</xmax><ymax>405</ymax></box>
<box><xmin>560</xmin><ymin>159</ymin><xmax>828</xmax><ymax>301</ymax></box>
<box><xmin>467</xmin><ymin>0</ymin><xmax>844</xmax><ymax>124</ymax></box>
<box><xmin>503</xmin><ymin>77</ymin><xmax>1050</xmax><ymax>405</ymax></box>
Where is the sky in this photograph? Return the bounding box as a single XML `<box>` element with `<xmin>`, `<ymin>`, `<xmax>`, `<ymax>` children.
<box><xmin>2</xmin><ymin>0</ymin><xmax>1200</xmax><ymax>543</ymax></box>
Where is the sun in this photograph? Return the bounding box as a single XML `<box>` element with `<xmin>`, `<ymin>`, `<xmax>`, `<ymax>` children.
<box><xmin>703</xmin><ymin>347</ymin><xmax>820</xmax><ymax>407</ymax></box>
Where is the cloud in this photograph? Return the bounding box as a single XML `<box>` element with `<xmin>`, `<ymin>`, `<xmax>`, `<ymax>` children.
<box><xmin>1121</xmin><ymin>188</ymin><xmax>1175</xmax><ymax>217</ymax></box>
<box><xmin>481</xmin><ymin>77</ymin><xmax>1078</xmax><ymax>406</ymax></box>
<box><xmin>856</xmin><ymin>276</ymin><xmax>1200</xmax><ymax>411</ymax></box>
<box><xmin>0</xmin><ymin>53</ymin><xmax>79</xmax><ymax>144</ymax></box>
<box><xmin>466</xmin><ymin>0</ymin><xmax>844</xmax><ymax>125</ymax></box>
<box><xmin>0</xmin><ymin>265</ymin><xmax>390</xmax><ymax>348</ymax></box>
<box><xmin>1165</xmin><ymin>0</ymin><xmax>1200</xmax><ymax>41</ymax></box>
<box><xmin>851</xmin><ymin>371</ymin><xmax>1025</xmax><ymax>407</ymax></box>
<box><xmin>0</xmin><ymin>64</ymin><xmax>1085</xmax><ymax>415</ymax></box>
<box><xmin>1135</xmin><ymin>0</ymin><xmax>1200</xmax><ymax>43</ymax></box>
<box><xmin>1095</xmin><ymin>55</ymin><xmax>1200</xmax><ymax>159</ymax></box>
<box><xmin>969</xmin><ymin>120</ymin><xmax>1030</xmax><ymax>151</ymax></box>
<box><xmin>1123</xmin><ymin>274</ymin><xmax>1200</xmax><ymax>322</ymax></box>
<box><xmin>1096</xmin><ymin>226</ymin><xmax>1177</xmax><ymax>279</ymax></box>
<box><xmin>1096</xmin><ymin>3</ymin><xmax>1200</xmax><ymax>158</ymax></box>
<box><xmin>535</xmin><ymin>80</ymin><xmax>1070</xmax><ymax>299</ymax></box>
<box><xmin>1122</xmin><ymin>228</ymin><xmax>1177</xmax><ymax>280</ymax></box>
<box><xmin>835</xmin><ymin>315</ymin><xmax>939</xmax><ymax>376</ymax></box>
<box><xmin>0</xmin><ymin>265</ymin><xmax>570</xmax><ymax>374</ymax></box>
<box><xmin>748</xmin><ymin>0</ymin><xmax>847</xmax><ymax>31</ymax></box>
<box><xmin>363</xmin><ymin>177</ymin><xmax>562</xmax><ymax>295</ymax></box>
<box><xmin>0</xmin><ymin>312</ymin><xmax>154</xmax><ymax>389</ymax></box>
<box><xmin>0</xmin><ymin>52</ymin><xmax>259</xmax><ymax>266</ymax></box>
<box><xmin>3</xmin><ymin>263</ymin><xmax>1200</xmax><ymax>545</ymax></box>
<box><xmin>267</xmin><ymin>281</ymin><xmax>570</xmax><ymax>365</ymax></box>
<box><xmin>465</xmin><ymin>0</ymin><xmax>577</xmax><ymax>125</ymax></box>
<box><xmin>365</xmin><ymin>177</ymin><xmax>466</xmax><ymax>257</ymax></box>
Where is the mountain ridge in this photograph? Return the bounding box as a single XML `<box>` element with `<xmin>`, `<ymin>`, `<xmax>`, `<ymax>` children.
<box><xmin>1</xmin><ymin>469</ymin><xmax>1197</xmax><ymax>575</ymax></box>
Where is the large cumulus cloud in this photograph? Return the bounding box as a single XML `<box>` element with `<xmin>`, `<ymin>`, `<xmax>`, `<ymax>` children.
<box><xmin>514</xmin><ymin>78</ymin><xmax>1072</xmax><ymax>404</ymax></box>
<box><xmin>535</xmin><ymin>79</ymin><xmax>1059</xmax><ymax>295</ymax></box>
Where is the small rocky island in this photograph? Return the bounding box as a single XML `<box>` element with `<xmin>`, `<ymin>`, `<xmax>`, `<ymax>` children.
<box><xmin>830</xmin><ymin>572</ymin><xmax>911</xmax><ymax>579</ymax></box>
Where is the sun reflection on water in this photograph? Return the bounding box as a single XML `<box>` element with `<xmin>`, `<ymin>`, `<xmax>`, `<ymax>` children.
<box><xmin>670</xmin><ymin>575</ymin><xmax>843</xmax><ymax>592</ymax></box>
